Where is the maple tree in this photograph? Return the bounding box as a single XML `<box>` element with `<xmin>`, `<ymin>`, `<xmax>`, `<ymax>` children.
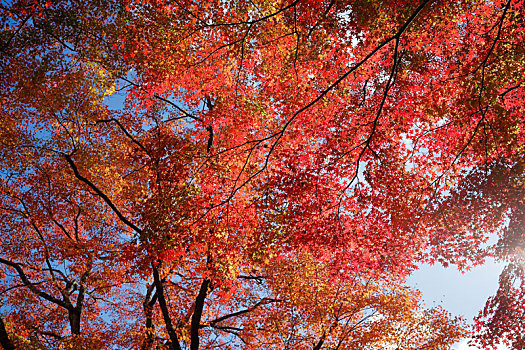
<box><xmin>1</xmin><ymin>0</ymin><xmax>525</xmax><ymax>348</ymax></box>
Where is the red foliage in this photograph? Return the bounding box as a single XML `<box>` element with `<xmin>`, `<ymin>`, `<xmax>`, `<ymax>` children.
<box><xmin>1</xmin><ymin>0</ymin><xmax>524</xmax><ymax>348</ymax></box>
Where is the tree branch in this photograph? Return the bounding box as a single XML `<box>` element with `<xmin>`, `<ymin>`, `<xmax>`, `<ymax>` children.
<box><xmin>190</xmin><ymin>279</ymin><xmax>210</xmax><ymax>350</ymax></box>
<box><xmin>63</xmin><ymin>153</ymin><xmax>142</xmax><ymax>234</ymax></box>
<box><xmin>141</xmin><ymin>284</ymin><xmax>158</xmax><ymax>350</ymax></box>
<box><xmin>313</xmin><ymin>333</ymin><xmax>326</xmax><ymax>350</ymax></box>
<box><xmin>152</xmin><ymin>264</ymin><xmax>182</xmax><ymax>350</ymax></box>
<box><xmin>208</xmin><ymin>298</ymin><xmax>281</xmax><ymax>326</ymax></box>
<box><xmin>0</xmin><ymin>317</ymin><xmax>15</xmax><ymax>350</ymax></box>
<box><xmin>0</xmin><ymin>14</ymin><xmax>30</xmax><ymax>52</ymax></box>
<box><xmin>0</xmin><ymin>257</ymin><xmax>70</xmax><ymax>309</ymax></box>
<box><xmin>96</xmin><ymin>118</ymin><xmax>149</xmax><ymax>155</ymax></box>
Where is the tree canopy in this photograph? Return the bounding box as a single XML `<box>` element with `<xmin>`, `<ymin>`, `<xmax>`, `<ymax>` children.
<box><xmin>0</xmin><ymin>0</ymin><xmax>524</xmax><ymax>349</ymax></box>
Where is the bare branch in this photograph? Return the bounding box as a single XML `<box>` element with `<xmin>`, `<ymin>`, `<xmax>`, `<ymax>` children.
<box><xmin>0</xmin><ymin>257</ymin><xmax>70</xmax><ymax>309</ymax></box>
<box><xmin>63</xmin><ymin>153</ymin><xmax>142</xmax><ymax>235</ymax></box>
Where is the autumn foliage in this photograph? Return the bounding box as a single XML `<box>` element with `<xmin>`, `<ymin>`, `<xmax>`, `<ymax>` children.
<box><xmin>0</xmin><ymin>0</ymin><xmax>524</xmax><ymax>348</ymax></box>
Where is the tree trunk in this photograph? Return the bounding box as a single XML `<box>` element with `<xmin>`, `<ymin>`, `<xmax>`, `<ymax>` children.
<box><xmin>190</xmin><ymin>279</ymin><xmax>210</xmax><ymax>350</ymax></box>
<box><xmin>68</xmin><ymin>309</ymin><xmax>81</xmax><ymax>335</ymax></box>
<box><xmin>153</xmin><ymin>264</ymin><xmax>182</xmax><ymax>350</ymax></box>
<box><xmin>141</xmin><ymin>288</ymin><xmax>158</xmax><ymax>350</ymax></box>
<box><xmin>0</xmin><ymin>317</ymin><xmax>15</xmax><ymax>350</ymax></box>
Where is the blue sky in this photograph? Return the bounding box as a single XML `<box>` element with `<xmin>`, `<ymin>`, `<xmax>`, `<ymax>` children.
<box><xmin>455</xmin><ymin>339</ymin><xmax>510</xmax><ymax>350</ymax></box>
<box><xmin>407</xmin><ymin>260</ymin><xmax>509</xmax><ymax>350</ymax></box>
